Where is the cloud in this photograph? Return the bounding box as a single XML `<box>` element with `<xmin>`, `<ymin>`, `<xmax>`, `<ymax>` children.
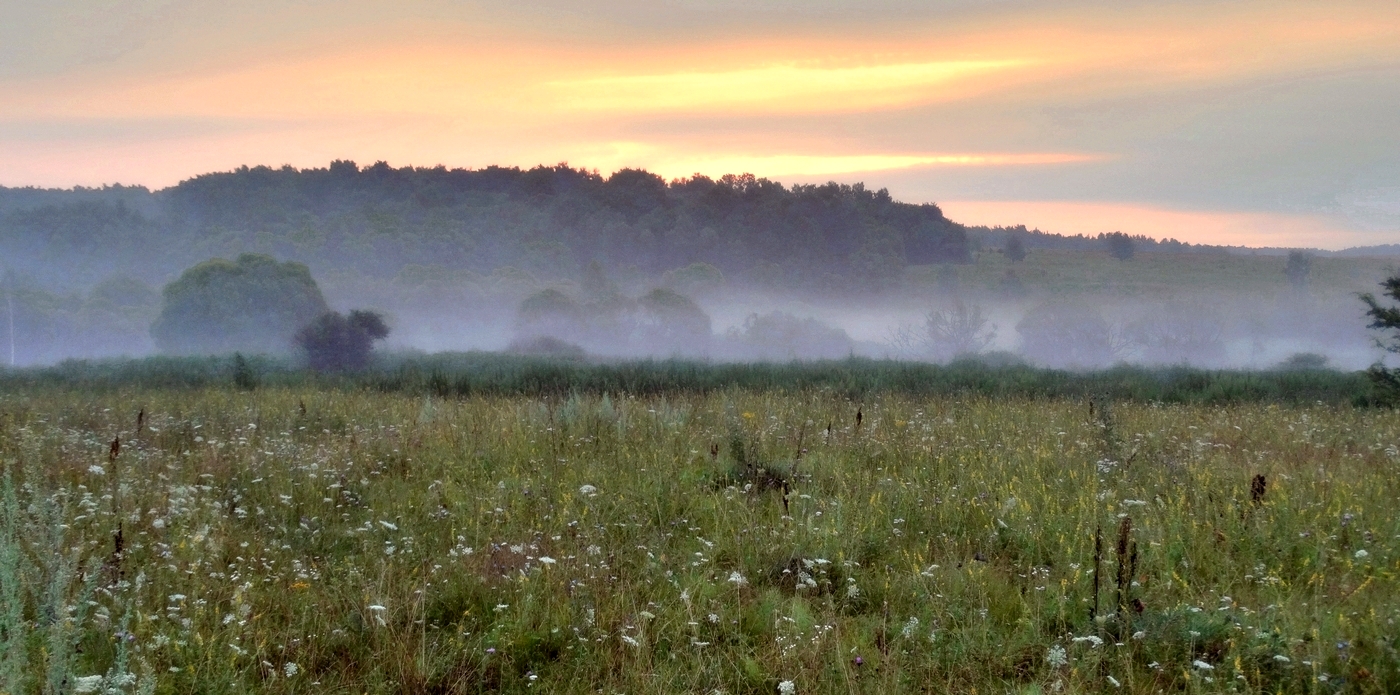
<box><xmin>1</xmin><ymin>1</ymin><xmax>1397</xmax><ymax>247</ymax></box>
<box><xmin>565</xmin><ymin>142</ymin><xmax>1103</xmax><ymax>179</ymax></box>
<box><xmin>543</xmin><ymin>59</ymin><xmax>1027</xmax><ymax>114</ymax></box>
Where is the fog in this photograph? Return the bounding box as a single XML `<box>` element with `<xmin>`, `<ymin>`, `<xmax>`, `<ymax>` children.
<box><xmin>2</xmin><ymin>164</ymin><xmax>1396</xmax><ymax>371</ymax></box>
<box><xmin>9</xmin><ymin>265</ymin><xmax>1385</xmax><ymax>371</ymax></box>
<box><xmin>373</xmin><ymin>283</ymin><xmax>1386</xmax><ymax>371</ymax></box>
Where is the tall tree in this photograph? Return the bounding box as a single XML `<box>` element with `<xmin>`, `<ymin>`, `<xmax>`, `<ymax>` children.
<box><xmin>1361</xmin><ymin>274</ymin><xmax>1400</xmax><ymax>401</ymax></box>
<box><xmin>1284</xmin><ymin>250</ymin><xmax>1312</xmax><ymax>290</ymax></box>
<box><xmin>151</xmin><ymin>254</ymin><xmax>328</xmax><ymax>355</ymax></box>
<box><xmin>1003</xmin><ymin>232</ymin><xmax>1027</xmax><ymax>263</ymax></box>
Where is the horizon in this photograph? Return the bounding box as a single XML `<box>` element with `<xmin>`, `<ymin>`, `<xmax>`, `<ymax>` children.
<box><xmin>3</xmin><ymin>1</ymin><xmax>1399</xmax><ymax>249</ymax></box>
<box><xmin>2</xmin><ymin>159</ymin><xmax>1394</xmax><ymax>253</ymax></box>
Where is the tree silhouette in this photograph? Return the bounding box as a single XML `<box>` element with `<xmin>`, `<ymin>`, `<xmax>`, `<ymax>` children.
<box><xmin>1104</xmin><ymin>232</ymin><xmax>1134</xmax><ymax>261</ymax></box>
<box><xmin>1361</xmin><ymin>274</ymin><xmax>1400</xmax><ymax>401</ymax></box>
<box><xmin>295</xmin><ymin>310</ymin><xmax>390</xmax><ymax>371</ymax></box>
<box><xmin>1003</xmin><ymin>233</ymin><xmax>1026</xmax><ymax>263</ymax></box>
<box><xmin>1285</xmin><ymin>250</ymin><xmax>1312</xmax><ymax>290</ymax></box>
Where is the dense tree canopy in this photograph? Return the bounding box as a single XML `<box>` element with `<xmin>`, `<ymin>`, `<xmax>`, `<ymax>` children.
<box><xmin>151</xmin><ymin>254</ymin><xmax>329</xmax><ymax>355</ymax></box>
<box><xmin>0</xmin><ymin>162</ymin><xmax>973</xmax><ymax>294</ymax></box>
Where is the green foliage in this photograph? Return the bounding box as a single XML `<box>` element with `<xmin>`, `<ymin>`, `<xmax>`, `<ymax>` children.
<box><xmin>0</xmin><ymin>272</ymin><xmax>158</xmax><ymax>365</ymax></box>
<box><xmin>1104</xmin><ymin>231</ymin><xmax>1135</xmax><ymax>261</ymax></box>
<box><xmin>1275</xmin><ymin>352</ymin><xmax>1329</xmax><ymax>371</ymax></box>
<box><xmin>506</xmin><ymin>336</ymin><xmax>587</xmax><ymax>360</ymax></box>
<box><xmin>0</xmin><ymin>354</ymin><xmax>1374</xmax><ymax>405</ymax></box>
<box><xmin>294</xmin><ymin>310</ymin><xmax>391</xmax><ymax>372</ymax></box>
<box><xmin>925</xmin><ymin>302</ymin><xmax>997</xmax><ymax>359</ymax></box>
<box><xmin>232</xmin><ymin>353</ymin><xmax>258</xmax><ymax>389</ymax></box>
<box><xmin>151</xmin><ymin>254</ymin><xmax>329</xmax><ymax>356</ymax></box>
<box><xmin>1003</xmin><ymin>232</ymin><xmax>1027</xmax><ymax>263</ymax></box>
<box><xmin>4</xmin><ymin>164</ymin><xmax>973</xmax><ymax>293</ymax></box>
<box><xmin>0</xmin><ymin>385</ymin><xmax>1397</xmax><ymax>692</ymax></box>
<box><xmin>1361</xmin><ymin>272</ymin><xmax>1400</xmax><ymax>403</ymax></box>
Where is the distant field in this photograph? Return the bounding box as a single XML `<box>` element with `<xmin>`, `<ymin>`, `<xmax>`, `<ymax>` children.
<box><xmin>907</xmin><ymin>250</ymin><xmax>1400</xmax><ymax>297</ymax></box>
<box><xmin>1</xmin><ymin>384</ymin><xmax>1397</xmax><ymax>693</ymax></box>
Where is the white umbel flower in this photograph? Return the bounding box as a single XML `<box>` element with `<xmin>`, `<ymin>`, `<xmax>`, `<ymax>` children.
<box><xmin>777</xmin><ymin>680</ymin><xmax>796</xmax><ymax>695</ymax></box>
<box><xmin>73</xmin><ymin>676</ymin><xmax>103</xmax><ymax>693</ymax></box>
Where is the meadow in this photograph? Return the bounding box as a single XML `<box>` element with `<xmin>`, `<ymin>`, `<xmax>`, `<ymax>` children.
<box><xmin>1</xmin><ymin>367</ymin><xmax>1398</xmax><ymax>693</ymax></box>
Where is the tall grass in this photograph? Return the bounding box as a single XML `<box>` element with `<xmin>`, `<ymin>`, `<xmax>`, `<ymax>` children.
<box><xmin>0</xmin><ymin>353</ymin><xmax>1376</xmax><ymax>405</ymax></box>
<box><xmin>0</xmin><ymin>384</ymin><xmax>1396</xmax><ymax>693</ymax></box>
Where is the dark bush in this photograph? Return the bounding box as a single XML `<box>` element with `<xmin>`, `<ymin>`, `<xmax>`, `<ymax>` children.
<box><xmin>295</xmin><ymin>310</ymin><xmax>390</xmax><ymax>372</ymax></box>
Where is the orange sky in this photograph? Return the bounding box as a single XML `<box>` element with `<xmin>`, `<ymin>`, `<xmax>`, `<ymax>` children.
<box><xmin>2</xmin><ymin>0</ymin><xmax>1398</xmax><ymax>248</ymax></box>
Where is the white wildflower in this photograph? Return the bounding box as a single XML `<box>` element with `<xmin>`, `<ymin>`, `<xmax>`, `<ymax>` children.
<box><xmin>283</xmin><ymin>663</ymin><xmax>299</xmax><ymax>677</ymax></box>
<box><xmin>1045</xmin><ymin>644</ymin><xmax>1068</xmax><ymax>668</ymax></box>
<box><xmin>1072</xmin><ymin>635</ymin><xmax>1103</xmax><ymax>648</ymax></box>
<box><xmin>538</xmin><ymin>556</ymin><xmax>556</xmax><ymax>565</ymax></box>
<box><xmin>1273</xmin><ymin>655</ymin><xmax>1290</xmax><ymax>663</ymax></box>
<box><xmin>1131</xmin><ymin>631</ymin><xmax>1146</xmax><ymax>640</ymax></box>
<box><xmin>73</xmin><ymin>675</ymin><xmax>103</xmax><ymax>693</ymax></box>
<box><xmin>777</xmin><ymin>680</ymin><xmax>796</xmax><ymax>695</ymax></box>
<box><xmin>1106</xmin><ymin>675</ymin><xmax>1121</xmax><ymax>688</ymax></box>
<box><xmin>579</xmin><ymin>484</ymin><xmax>598</xmax><ymax>497</ymax></box>
<box><xmin>620</xmin><ymin>635</ymin><xmax>640</xmax><ymax>647</ymax></box>
<box><xmin>900</xmin><ymin>616</ymin><xmax>920</xmax><ymax>639</ymax></box>
<box><xmin>846</xmin><ymin>583</ymin><xmax>860</xmax><ymax>599</ymax></box>
<box><xmin>378</xmin><ymin>520</ymin><xmax>398</xmax><ymax>531</ymax></box>
<box><xmin>727</xmin><ymin>571</ymin><xmax>747</xmax><ymax>587</ymax></box>
<box><xmin>1354</xmin><ymin>549</ymin><xmax>1369</xmax><ymax>559</ymax></box>
<box><xmin>87</xmin><ymin>466</ymin><xmax>105</xmax><ymax>476</ymax></box>
<box><xmin>1192</xmin><ymin>660</ymin><xmax>1214</xmax><ymax>670</ymax></box>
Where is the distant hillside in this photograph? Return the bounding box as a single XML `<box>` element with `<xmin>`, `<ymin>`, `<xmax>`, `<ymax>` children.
<box><xmin>1</xmin><ymin>162</ymin><xmax>1395</xmax><ymax>367</ymax></box>
<box><xmin>0</xmin><ymin>162</ymin><xmax>970</xmax><ymax>293</ymax></box>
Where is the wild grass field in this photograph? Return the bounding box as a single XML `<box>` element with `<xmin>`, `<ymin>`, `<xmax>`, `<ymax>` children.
<box><xmin>1</xmin><ymin>378</ymin><xmax>1397</xmax><ymax>694</ymax></box>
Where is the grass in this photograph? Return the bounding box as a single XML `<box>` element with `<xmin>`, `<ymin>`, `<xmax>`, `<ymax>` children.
<box><xmin>0</xmin><ymin>353</ymin><xmax>1378</xmax><ymax>405</ymax></box>
<box><xmin>0</xmin><ymin>381</ymin><xmax>1397</xmax><ymax>693</ymax></box>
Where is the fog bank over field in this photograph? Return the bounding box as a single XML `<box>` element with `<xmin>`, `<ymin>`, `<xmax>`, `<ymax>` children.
<box><xmin>1</xmin><ymin>163</ymin><xmax>1397</xmax><ymax>370</ymax></box>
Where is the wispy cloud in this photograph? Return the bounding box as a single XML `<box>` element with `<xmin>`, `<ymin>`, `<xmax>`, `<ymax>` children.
<box><xmin>543</xmin><ymin>60</ymin><xmax>1026</xmax><ymax>113</ymax></box>
<box><xmin>1</xmin><ymin>1</ymin><xmax>1397</xmax><ymax>247</ymax></box>
<box><xmin>569</xmin><ymin>142</ymin><xmax>1103</xmax><ymax>179</ymax></box>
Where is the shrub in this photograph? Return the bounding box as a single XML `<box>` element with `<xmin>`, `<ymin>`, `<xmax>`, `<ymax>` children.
<box><xmin>295</xmin><ymin>310</ymin><xmax>390</xmax><ymax>372</ymax></box>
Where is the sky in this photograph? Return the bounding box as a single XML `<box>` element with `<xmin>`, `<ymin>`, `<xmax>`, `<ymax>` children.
<box><xmin>2</xmin><ymin>0</ymin><xmax>1398</xmax><ymax>248</ymax></box>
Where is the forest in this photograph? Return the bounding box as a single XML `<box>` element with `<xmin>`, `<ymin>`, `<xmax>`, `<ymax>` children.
<box><xmin>1</xmin><ymin>162</ymin><xmax>1396</xmax><ymax>368</ymax></box>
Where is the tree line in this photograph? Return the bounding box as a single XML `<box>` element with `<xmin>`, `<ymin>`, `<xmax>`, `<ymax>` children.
<box><xmin>0</xmin><ymin>162</ymin><xmax>973</xmax><ymax>294</ymax></box>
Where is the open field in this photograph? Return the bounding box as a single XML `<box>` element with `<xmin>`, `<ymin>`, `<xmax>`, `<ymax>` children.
<box><xmin>2</xmin><ymin>378</ymin><xmax>1398</xmax><ymax>694</ymax></box>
